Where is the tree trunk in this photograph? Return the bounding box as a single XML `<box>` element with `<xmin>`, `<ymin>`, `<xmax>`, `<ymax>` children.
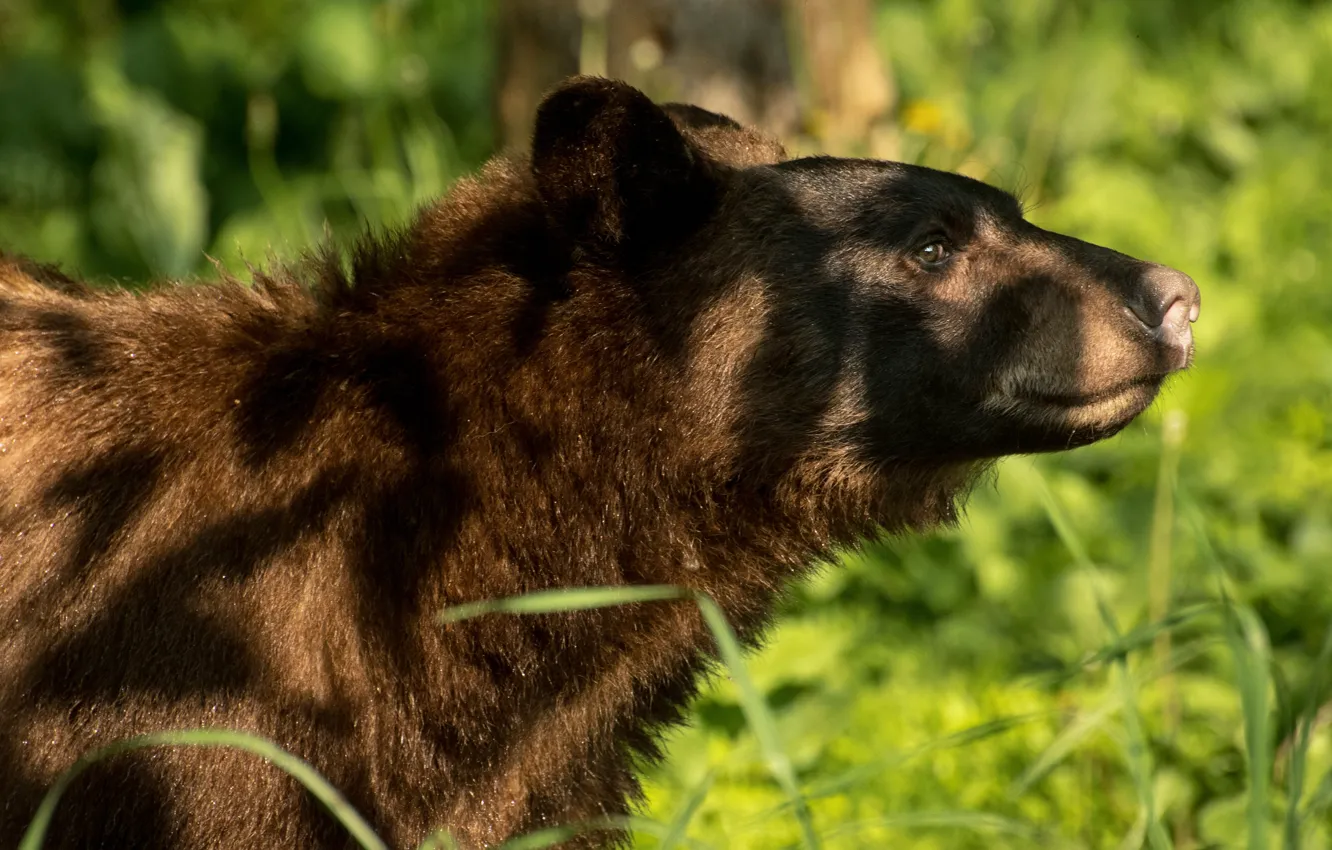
<box><xmin>796</xmin><ymin>0</ymin><xmax>896</xmax><ymax>155</ymax></box>
<box><xmin>494</xmin><ymin>0</ymin><xmax>895</xmax><ymax>156</ymax></box>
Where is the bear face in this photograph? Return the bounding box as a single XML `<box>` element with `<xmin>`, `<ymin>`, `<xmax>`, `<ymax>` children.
<box><xmin>533</xmin><ymin>77</ymin><xmax>1198</xmax><ymax>476</ymax></box>
<box><xmin>0</xmin><ymin>76</ymin><xmax>1198</xmax><ymax>850</ymax></box>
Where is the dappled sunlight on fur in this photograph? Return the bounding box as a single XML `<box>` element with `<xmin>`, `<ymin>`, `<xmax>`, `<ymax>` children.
<box><xmin>0</xmin><ymin>77</ymin><xmax>1196</xmax><ymax>849</ymax></box>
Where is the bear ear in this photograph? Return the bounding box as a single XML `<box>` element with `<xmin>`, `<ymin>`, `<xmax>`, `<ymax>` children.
<box><xmin>531</xmin><ymin>76</ymin><xmax>717</xmax><ymax>261</ymax></box>
<box><xmin>661</xmin><ymin>102</ymin><xmax>789</xmax><ymax>168</ymax></box>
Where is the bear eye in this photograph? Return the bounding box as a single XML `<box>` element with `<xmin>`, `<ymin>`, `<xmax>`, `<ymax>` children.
<box><xmin>914</xmin><ymin>241</ymin><xmax>951</xmax><ymax>267</ymax></box>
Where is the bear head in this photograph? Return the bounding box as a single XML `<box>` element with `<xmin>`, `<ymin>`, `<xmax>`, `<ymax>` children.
<box><xmin>530</xmin><ymin>76</ymin><xmax>1199</xmax><ymax>487</ymax></box>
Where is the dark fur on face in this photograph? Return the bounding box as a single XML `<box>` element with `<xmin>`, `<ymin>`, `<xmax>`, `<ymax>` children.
<box><xmin>0</xmin><ymin>77</ymin><xmax>1197</xmax><ymax>849</ymax></box>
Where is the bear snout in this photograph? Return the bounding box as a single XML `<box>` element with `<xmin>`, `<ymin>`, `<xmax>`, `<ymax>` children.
<box><xmin>1125</xmin><ymin>264</ymin><xmax>1200</xmax><ymax>372</ymax></box>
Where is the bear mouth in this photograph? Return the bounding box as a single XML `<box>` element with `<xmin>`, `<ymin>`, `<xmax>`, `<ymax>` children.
<box><xmin>1019</xmin><ymin>374</ymin><xmax>1164</xmax><ymax>411</ymax></box>
<box><xmin>1003</xmin><ymin>374</ymin><xmax>1167</xmax><ymax>436</ymax></box>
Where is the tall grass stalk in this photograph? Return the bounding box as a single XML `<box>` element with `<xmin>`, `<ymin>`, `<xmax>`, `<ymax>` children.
<box><xmin>1149</xmin><ymin>411</ymin><xmax>1187</xmax><ymax>743</ymax></box>
<box><xmin>1282</xmin><ymin>619</ymin><xmax>1332</xmax><ymax>850</ymax></box>
<box><xmin>1033</xmin><ymin>464</ymin><xmax>1172</xmax><ymax>850</ymax></box>
<box><xmin>1226</xmin><ymin>603</ymin><xmax>1275</xmax><ymax>850</ymax></box>
<box><xmin>658</xmin><ymin>771</ymin><xmax>716</xmax><ymax>850</ymax></box>
<box><xmin>1182</xmin><ymin>495</ymin><xmax>1274</xmax><ymax>850</ymax></box>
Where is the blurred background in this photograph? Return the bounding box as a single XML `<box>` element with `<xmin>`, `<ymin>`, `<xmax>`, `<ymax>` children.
<box><xmin>2</xmin><ymin>1</ymin><xmax>1331</xmax><ymax>847</ymax></box>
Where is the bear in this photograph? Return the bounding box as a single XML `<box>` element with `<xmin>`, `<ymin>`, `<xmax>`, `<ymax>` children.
<box><xmin>0</xmin><ymin>76</ymin><xmax>1199</xmax><ymax>849</ymax></box>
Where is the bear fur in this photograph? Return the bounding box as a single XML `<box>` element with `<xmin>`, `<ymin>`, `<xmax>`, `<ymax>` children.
<box><xmin>0</xmin><ymin>77</ymin><xmax>1198</xmax><ymax>848</ymax></box>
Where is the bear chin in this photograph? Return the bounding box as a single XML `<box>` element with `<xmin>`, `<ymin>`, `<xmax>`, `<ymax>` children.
<box><xmin>989</xmin><ymin>376</ymin><xmax>1167</xmax><ymax>451</ymax></box>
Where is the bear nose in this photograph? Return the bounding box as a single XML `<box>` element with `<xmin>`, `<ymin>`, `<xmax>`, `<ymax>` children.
<box><xmin>1128</xmin><ymin>265</ymin><xmax>1200</xmax><ymax>370</ymax></box>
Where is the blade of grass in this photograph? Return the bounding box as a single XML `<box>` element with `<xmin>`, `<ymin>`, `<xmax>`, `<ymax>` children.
<box><xmin>1183</xmin><ymin>490</ymin><xmax>1274</xmax><ymax>850</ymax></box>
<box><xmin>695</xmin><ymin>593</ymin><xmax>821</xmax><ymax>850</ymax></box>
<box><xmin>1148</xmin><ymin>411</ymin><xmax>1186</xmax><ymax>742</ymax></box>
<box><xmin>1226</xmin><ymin>602</ymin><xmax>1274</xmax><ymax>850</ymax></box>
<box><xmin>1287</xmin><ymin>621</ymin><xmax>1332</xmax><ymax>849</ymax></box>
<box><xmin>621</xmin><ymin>815</ymin><xmax>715</xmax><ymax>849</ymax></box>
<box><xmin>659</xmin><ymin>771</ymin><xmax>716</xmax><ymax>850</ymax></box>
<box><xmin>438</xmin><ymin>584</ymin><xmax>689</xmax><ymax>624</ymax></box>
<box><xmin>1056</xmin><ymin>604</ymin><xmax>1216</xmax><ymax>679</ymax></box>
<box><xmin>488</xmin><ymin>815</ymin><xmax>713</xmax><ymax>849</ymax></box>
<box><xmin>1010</xmin><ymin>691</ymin><xmax>1124</xmax><ymax>798</ymax></box>
<box><xmin>1300</xmin><ymin>765</ymin><xmax>1332</xmax><ymax>824</ymax></box>
<box><xmin>1012</xmin><ymin>639</ymin><xmax>1214</xmax><ymax>799</ymax></box>
<box><xmin>417</xmin><ymin>828</ymin><xmax>461</xmax><ymax>849</ymax></box>
<box><xmin>1177</xmin><ymin>489</ymin><xmax>1229</xmax><ymax>586</ymax></box>
<box><xmin>818</xmin><ymin>809</ymin><xmax>1059</xmax><ymax>846</ymax></box>
<box><xmin>802</xmin><ymin>712</ymin><xmax>1044</xmax><ymax>804</ymax></box>
<box><xmin>21</xmin><ymin>728</ymin><xmax>390</xmax><ymax>850</ymax></box>
<box><xmin>1115</xmin><ymin>657</ymin><xmax>1172</xmax><ymax>850</ymax></box>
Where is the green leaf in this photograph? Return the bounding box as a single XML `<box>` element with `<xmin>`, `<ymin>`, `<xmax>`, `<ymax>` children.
<box><xmin>437</xmin><ymin>584</ymin><xmax>689</xmax><ymax>624</ymax></box>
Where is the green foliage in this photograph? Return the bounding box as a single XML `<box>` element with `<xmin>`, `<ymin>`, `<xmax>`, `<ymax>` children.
<box><xmin>4</xmin><ymin>0</ymin><xmax>1332</xmax><ymax>848</ymax></box>
<box><xmin>0</xmin><ymin>0</ymin><xmax>492</xmax><ymax>280</ymax></box>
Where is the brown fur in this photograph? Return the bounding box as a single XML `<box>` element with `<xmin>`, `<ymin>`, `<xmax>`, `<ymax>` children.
<box><xmin>0</xmin><ymin>77</ymin><xmax>1198</xmax><ymax>849</ymax></box>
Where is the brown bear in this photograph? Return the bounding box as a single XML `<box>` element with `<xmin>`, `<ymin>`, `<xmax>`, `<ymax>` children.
<box><xmin>0</xmin><ymin>77</ymin><xmax>1199</xmax><ymax>849</ymax></box>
